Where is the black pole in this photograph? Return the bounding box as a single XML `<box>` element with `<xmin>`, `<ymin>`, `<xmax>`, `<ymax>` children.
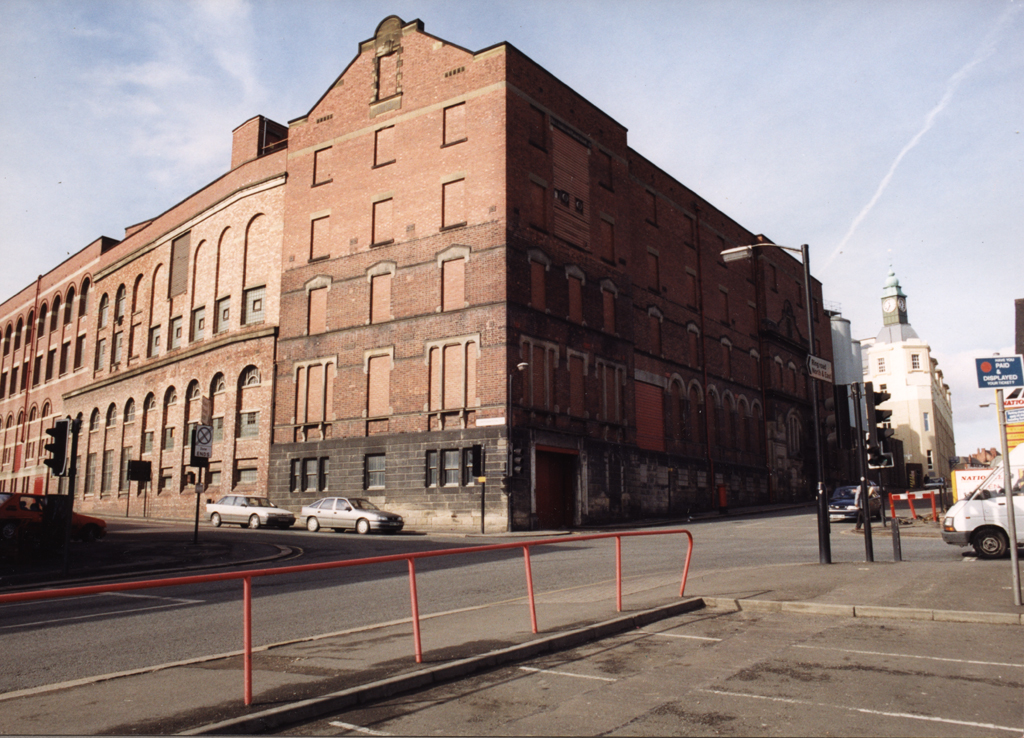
<box><xmin>62</xmin><ymin>418</ymin><xmax>81</xmax><ymax>578</ymax></box>
<box><xmin>801</xmin><ymin>244</ymin><xmax>830</xmax><ymax>564</ymax></box>
<box><xmin>852</xmin><ymin>383</ymin><xmax>874</xmax><ymax>562</ymax></box>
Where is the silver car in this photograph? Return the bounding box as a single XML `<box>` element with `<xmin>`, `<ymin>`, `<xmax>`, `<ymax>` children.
<box><xmin>301</xmin><ymin>497</ymin><xmax>404</xmax><ymax>534</ymax></box>
<box><xmin>206</xmin><ymin>495</ymin><xmax>296</xmax><ymax>529</ymax></box>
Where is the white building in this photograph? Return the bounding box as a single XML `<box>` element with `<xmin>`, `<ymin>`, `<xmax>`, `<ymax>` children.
<box><xmin>860</xmin><ymin>270</ymin><xmax>955</xmax><ymax>485</ymax></box>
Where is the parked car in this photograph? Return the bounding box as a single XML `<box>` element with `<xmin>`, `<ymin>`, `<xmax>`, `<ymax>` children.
<box><xmin>0</xmin><ymin>492</ymin><xmax>107</xmax><ymax>542</ymax></box>
<box><xmin>829</xmin><ymin>484</ymin><xmax>882</xmax><ymax>522</ymax></box>
<box><xmin>301</xmin><ymin>497</ymin><xmax>404</xmax><ymax>534</ymax></box>
<box><xmin>943</xmin><ymin>486</ymin><xmax>1023</xmax><ymax>559</ymax></box>
<box><xmin>206</xmin><ymin>495</ymin><xmax>295</xmax><ymax>529</ymax></box>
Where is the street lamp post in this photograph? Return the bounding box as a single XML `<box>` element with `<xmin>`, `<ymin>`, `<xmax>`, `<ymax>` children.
<box><xmin>722</xmin><ymin>242</ymin><xmax>831</xmax><ymax>564</ymax></box>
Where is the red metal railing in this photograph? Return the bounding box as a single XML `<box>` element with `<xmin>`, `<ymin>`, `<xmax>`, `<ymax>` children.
<box><xmin>0</xmin><ymin>529</ymin><xmax>693</xmax><ymax>705</ymax></box>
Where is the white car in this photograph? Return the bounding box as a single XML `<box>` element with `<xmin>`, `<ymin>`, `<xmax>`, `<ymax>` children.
<box><xmin>301</xmin><ymin>497</ymin><xmax>404</xmax><ymax>534</ymax></box>
<box><xmin>206</xmin><ymin>495</ymin><xmax>296</xmax><ymax>529</ymax></box>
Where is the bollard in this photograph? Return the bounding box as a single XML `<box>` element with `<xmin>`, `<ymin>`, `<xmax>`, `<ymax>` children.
<box><xmin>891</xmin><ymin>516</ymin><xmax>902</xmax><ymax>562</ymax></box>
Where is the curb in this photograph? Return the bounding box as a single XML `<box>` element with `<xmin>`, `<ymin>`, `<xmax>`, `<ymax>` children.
<box><xmin>702</xmin><ymin>596</ymin><xmax>1023</xmax><ymax>625</ymax></box>
<box><xmin>182</xmin><ymin>598</ymin><xmax>707</xmax><ymax>735</ymax></box>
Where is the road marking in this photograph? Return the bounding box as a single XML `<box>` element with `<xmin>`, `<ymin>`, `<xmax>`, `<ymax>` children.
<box><xmin>328</xmin><ymin>721</ymin><xmax>392</xmax><ymax>736</ymax></box>
<box><xmin>696</xmin><ymin>688</ymin><xmax>1022</xmax><ymax>733</ymax></box>
<box><xmin>642</xmin><ymin>630</ymin><xmax>721</xmax><ymax>642</ymax></box>
<box><xmin>793</xmin><ymin>644</ymin><xmax>1023</xmax><ymax>669</ymax></box>
<box><xmin>519</xmin><ymin>666</ymin><xmax>617</xmax><ymax>682</ymax></box>
<box><xmin>0</xmin><ymin>592</ymin><xmax>202</xmax><ymax>630</ymax></box>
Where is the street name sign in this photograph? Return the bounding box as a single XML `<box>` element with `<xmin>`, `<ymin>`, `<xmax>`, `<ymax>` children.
<box><xmin>806</xmin><ymin>355</ymin><xmax>833</xmax><ymax>383</ymax></box>
<box><xmin>975</xmin><ymin>356</ymin><xmax>1024</xmax><ymax>389</ymax></box>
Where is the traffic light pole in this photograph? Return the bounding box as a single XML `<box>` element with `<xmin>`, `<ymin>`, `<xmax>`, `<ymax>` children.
<box><xmin>851</xmin><ymin>383</ymin><xmax>875</xmax><ymax>562</ymax></box>
<box><xmin>801</xmin><ymin>244</ymin><xmax>830</xmax><ymax>565</ymax></box>
<box><xmin>61</xmin><ymin>418</ymin><xmax>81</xmax><ymax>578</ymax></box>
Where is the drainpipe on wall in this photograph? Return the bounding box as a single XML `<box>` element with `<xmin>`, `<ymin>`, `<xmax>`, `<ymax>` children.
<box><xmin>693</xmin><ymin>207</ymin><xmax>715</xmax><ymax>504</ymax></box>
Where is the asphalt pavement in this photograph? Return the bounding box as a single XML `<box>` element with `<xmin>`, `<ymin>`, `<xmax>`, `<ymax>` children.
<box><xmin>0</xmin><ymin>508</ymin><xmax>1021</xmax><ymax>736</ymax></box>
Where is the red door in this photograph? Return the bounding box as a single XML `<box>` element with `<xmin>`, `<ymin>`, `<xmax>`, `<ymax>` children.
<box><xmin>535</xmin><ymin>450</ymin><xmax>575</xmax><ymax>529</ymax></box>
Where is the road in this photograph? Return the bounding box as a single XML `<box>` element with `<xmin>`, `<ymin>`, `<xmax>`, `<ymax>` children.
<box><xmin>0</xmin><ymin>510</ymin><xmax>966</xmax><ymax>697</ymax></box>
<box><xmin>281</xmin><ymin>609</ymin><xmax>1022</xmax><ymax>737</ymax></box>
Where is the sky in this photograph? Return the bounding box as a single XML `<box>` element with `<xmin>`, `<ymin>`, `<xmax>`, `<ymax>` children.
<box><xmin>1</xmin><ymin>0</ymin><xmax>1021</xmax><ymax>457</ymax></box>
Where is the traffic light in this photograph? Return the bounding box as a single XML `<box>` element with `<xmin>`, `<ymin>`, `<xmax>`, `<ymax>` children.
<box><xmin>824</xmin><ymin>396</ymin><xmax>838</xmax><ymax>448</ymax></box>
<box><xmin>511</xmin><ymin>446</ymin><xmax>524</xmax><ymax>476</ymax></box>
<box><xmin>44</xmin><ymin>417</ymin><xmax>71</xmax><ymax>476</ymax></box>
<box><xmin>865</xmin><ymin>383</ymin><xmax>894</xmax><ymax>468</ymax></box>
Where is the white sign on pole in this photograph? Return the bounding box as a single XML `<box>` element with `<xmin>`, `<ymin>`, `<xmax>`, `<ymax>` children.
<box><xmin>806</xmin><ymin>355</ymin><xmax>833</xmax><ymax>383</ymax></box>
<box><xmin>194</xmin><ymin>425</ymin><xmax>213</xmax><ymax>459</ymax></box>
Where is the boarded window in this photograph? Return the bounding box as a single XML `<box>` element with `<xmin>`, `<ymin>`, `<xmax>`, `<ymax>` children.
<box><xmin>370</xmin><ymin>273</ymin><xmax>391</xmax><ymax>324</ymax></box>
<box><xmin>528</xmin><ymin>107</ymin><xmax>546</xmax><ymax>148</ymax></box>
<box><xmin>443</xmin><ymin>344</ymin><xmax>464</xmax><ymax>410</ymax></box>
<box><xmin>552</xmin><ymin>128</ymin><xmax>589</xmax><ymax>248</ymax></box>
<box><xmin>648</xmin><ymin>252</ymin><xmax>660</xmax><ymax>291</ymax></box>
<box><xmin>313</xmin><ymin>147</ymin><xmax>333</xmax><ymax>184</ymax></box>
<box><xmin>599</xmin><ymin>219</ymin><xmax>615</xmax><ymax>262</ymax></box>
<box><xmin>374</xmin><ymin>127</ymin><xmax>395</xmax><ymax>166</ymax></box>
<box><xmin>308</xmin><ymin>287</ymin><xmax>327</xmax><ymax>334</ymax></box>
<box><xmin>372</xmin><ymin>199</ymin><xmax>393</xmax><ymax>245</ymax></box>
<box><xmin>443</xmin><ymin>103</ymin><xmax>466</xmax><ymax>145</ymax></box>
<box><xmin>635</xmin><ymin>381</ymin><xmax>665</xmax><ymax>452</ymax></box>
<box><xmin>529</xmin><ymin>180</ymin><xmax>546</xmax><ymax>230</ymax></box>
<box><xmin>306</xmin><ymin>363</ymin><xmax>324</xmax><ymax>423</ymax></box>
<box><xmin>442</xmin><ymin>258</ymin><xmax>465</xmax><ymax>312</ymax></box>
<box><xmin>598</xmin><ymin>149</ymin><xmax>613</xmax><ymax>189</ymax></box>
<box><xmin>568</xmin><ymin>276</ymin><xmax>583</xmax><ymax>323</ymax></box>
<box><xmin>367</xmin><ymin>355</ymin><xmax>389</xmax><ymax>417</ymax></box>
<box><xmin>602</xmin><ymin>290</ymin><xmax>615</xmax><ymax>334</ymax></box>
<box><xmin>569</xmin><ymin>355</ymin><xmax>585</xmax><ymax>416</ymax></box>
<box><xmin>442</xmin><ymin>179</ymin><xmax>466</xmax><ymax>228</ymax></box>
<box><xmin>169</xmin><ymin>232</ymin><xmax>190</xmax><ymax>298</ymax></box>
<box><xmin>310</xmin><ymin>216</ymin><xmax>330</xmax><ymax>260</ymax></box>
<box><xmin>530</xmin><ymin>261</ymin><xmax>546</xmax><ymax>311</ymax></box>
<box><xmin>378</xmin><ymin>54</ymin><xmax>397</xmax><ymax>99</ymax></box>
<box><xmin>429</xmin><ymin>347</ymin><xmax>442</xmax><ymax>411</ymax></box>
<box><xmin>646</xmin><ymin>191</ymin><xmax>657</xmax><ymax>225</ymax></box>
<box><xmin>649</xmin><ymin>314</ymin><xmax>661</xmax><ymax>355</ymax></box>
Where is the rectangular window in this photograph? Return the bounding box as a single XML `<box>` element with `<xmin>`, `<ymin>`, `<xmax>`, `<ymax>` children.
<box><xmin>569</xmin><ymin>355</ymin><xmax>585</xmax><ymax>417</ymax></box>
<box><xmin>442</xmin><ymin>258</ymin><xmax>465</xmax><ymax>312</ymax></box>
<box><xmin>923</xmin><ymin>412</ymin><xmax>930</xmax><ymax>432</ymax></box>
<box><xmin>877</xmin><ymin>357</ymin><xmax>886</xmax><ymax>374</ymax></box>
<box><xmin>308</xmin><ymin>287</ymin><xmax>328</xmax><ymax>334</ymax></box>
<box><xmin>442</xmin><ymin>179</ymin><xmax>466</xmax><ymax>229</ymax></box>
<box><xmin>372</xmin><ymin>198</ymin><xmax>393</xmax><ymax>245</ymax></box>
<box><xmin>366</xmin><ymin>454</ymin><xmax>385</xmax><ymax>489</ymax></box>
<box><xmin>215</xmin><ymin>297</ymin><xmax>230</xmax><ymax>333</ymax></box>
<box><xmin>647</xmin><ymin>251</ymin><xmax>660</xmax><ymax>292</ymax></box>
<box><xmin>443</xmin><ymin>103</ymin><xmax>466</xmax><ymax>145</ymax></box>
<box><xmin>374</xmin><ymin>126</ymin><xmax>395</xmax><ymax>166</ymax></box>
<box><xmin>32</xmin><ymin>355</ymin><xmax>42</xmax><ymax>386</ymax></box>
<box><xmin>237</xmin><ymin>464</ymin><xmax>258</xmax><ymax>485</ymax></box>
<box><xmin>143</xmin><ymin>431</ymin><xmax>154</xmax><ymax>454</ymax></box>
<box><xmin>169</xmin><ymin>231</ymin><xmax>190</xmax><ymax>298</ymax></box>
<box><xmin>442</xmin><ymin>449</ymin><xmax>460</xmax><ymax>486</ymax></box>
<box><xmin>302</xmin><ymin>458</ymin><xmax>318</xmax><ymax>492</ymax></box>
<box><xmin>84</xmin><ymin>454</ymin><xmax>97</xmax><ymax>495</ymax></box>
<box><xmin>310</xmin><ymin>215</ymin><xmax>330</xmax><ymax>261</ymax></box>
<box><xmin>169</xmin><ymin>316</ymin><xmax>183</xmax><ymax>349</ymax></box>
<box><xmin>462</xmin><ymin>448</ymin><xmax>477</xmax><ymax>486</ymax></box>
<box><xmin>160</xmin><ymin>469</ymin><xmax>173</xmax><ymax>491</ymax></box>
<box><xmin>64</xmin><ymin>340</ymin><xmax>73</xmax><ymax>373</ymax></box>
<box><xmin>163</xmin><ymin>427</ymin><xmax>175</xmax><ymax>450</ymax></box>
<box><xmin>599</xmin><ymin>219</ymin><xmax>614</xmax><ymax>262</ymax></box>
<box><xmin>425</xmin><ymin>450</ymin><xmax>438</xmax><ymax>487</ymax></box>
<box><xmin>911</xmin><ymin>354</ymin><xmax>921</xmax><ymax>370</ymax></box>
<box><xmin>243</xmin><ymin>286</ymin><xmax>266</xmax><ymax>325</ymax></box>
<box><xmin>0</xmin><ymin>372</ymin><xmax>5</xmax><ymax>399</ymax></box>
<box><xmin>238</xmin><ymin>411</ymin><xmax>259</xmax><ymax>438</ymax></box>
<box><xmin>191</xmin><ymin>307</ymin><xmax>206</xmax><ymax>342</ymax></box>
<box><xmin>148</xmin><ymin>326</ymin><xmax>161</xmax><ymax>357</ymax></box>
<box><xmin>926</xmin><ymin>449</ymin><xmax>934</xmax><ymax>470</ymax></box>
<box><xmin>94</xmin><ymin>339</ymin><xmax>106</xmax><ymax>371</ymax></box>
<box><xmin>46</xmin><ymin>348</ymin><xmax>55</xmax><ymax>381</ymax></box>
<box><xmin>101</xmin><ymin>450</ymin><xmax>114</xmax><ymax>493</ymax></box>
<box><xmin>113</xmin><ymin>331</ymin><xmax>123</xmax><ymax>364</ymax></box>
<box><xmin>377</xmin><ymin>53</ymin><xmax>397</xmax><ymax>99</ymax></box>
<box><xmin>603</xmin><ymin>290</ymin><xmax>615</xmax><ymax>334</ymax></box>
<box><xmin>319</xmin><ymin>457</ymin><xmax>329</xmax><ymax>491</ymax></box>
<box><xmin>530</xmin><ymin>260</ymin><xmax>546</xmax><ymax>311</ymax></box>
<box><xmin>313</xmin><ymin>146</ymin><xmax>333</xmax><ymax>185</ymax></box>
<box><xmin>568</xmin><ymin>276</ymin><xmax>583</xmax><ymax>323</ymax></box>
<box><xmin>370</xmin><ymin>273</ymin><xmax>391</xmax><ymax>324</ymax></box>
<box><xmin>212</xmin><ymin>416</ymin><xmax>224</xmax><ymax>443</ymax></box>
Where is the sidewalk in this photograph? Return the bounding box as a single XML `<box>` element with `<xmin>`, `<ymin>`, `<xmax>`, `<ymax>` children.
<box><xmin>1</xmin><ymin>512</ymin><xmax>1019</xmax><ymax>736</ymax></box>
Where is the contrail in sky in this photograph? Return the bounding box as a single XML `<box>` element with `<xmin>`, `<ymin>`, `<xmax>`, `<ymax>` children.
<box><xmin>822</xmin><ymin>3</ymin><xmax>1021</xmax><ymax>272</ymax></box>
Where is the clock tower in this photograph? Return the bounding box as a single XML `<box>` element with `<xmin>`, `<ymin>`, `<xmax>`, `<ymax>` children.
<box><xmin>880</xmin><ymin>268</ymin><xmax>908</xmax><ymax>326</ymax></box>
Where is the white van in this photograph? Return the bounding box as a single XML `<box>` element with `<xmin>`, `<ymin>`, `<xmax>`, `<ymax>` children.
<box><xmin>942</xmin><ymin>486</ymin><xmax>1024</xmax><ymax>559</ymax></box>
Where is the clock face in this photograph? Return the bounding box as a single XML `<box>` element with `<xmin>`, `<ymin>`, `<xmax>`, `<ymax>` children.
<box><xmin>897</xmin><ymin>298</ymin><xmax>906</xmax><ymax>312</ymax></box>
<box><xmin>883</xmin><ymin>298</ymin><xmax>896</xmax><ymax>313</ymax></box>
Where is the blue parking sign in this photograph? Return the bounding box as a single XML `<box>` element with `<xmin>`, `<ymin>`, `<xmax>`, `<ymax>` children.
<box><xmin>975</xmin><ymin>356</ymin><xmax>1024</xmax><ymax>388</ymax></box>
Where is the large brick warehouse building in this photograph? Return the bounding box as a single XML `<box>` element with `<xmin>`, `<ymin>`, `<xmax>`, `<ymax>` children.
<box><xmin>0</xmin><ymin>17</ymin><xmax>834</xmax><ymax>531</ymax></box>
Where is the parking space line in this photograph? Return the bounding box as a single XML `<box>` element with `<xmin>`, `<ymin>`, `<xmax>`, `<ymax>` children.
<box><xmin>793</xmin><ymin>644</ymin><xmax>1023</xmax><ymax>669</ymax></box>
<box><xmin>0</xmin><ymin>592</ymin><xmax>202</xmax><ymax>631</ymax></box>
<box><xmin>641</xmin><ymin>630</ymin><xmax>721</xmax><ymax>642</ymax></box>
<box><xmin>519</xmin><ymin>666</ymin><xmax>617</xmax><ymax>682</ymax></box>
<box><xmin>328</xmin><ymin>721</ymin><xmax>392</xmax><ymax>736</ymax></box>
<box><xmin>697</xmin><ymin>688</ymin><xmax>1022</xmax><ymax>734</ymax></box>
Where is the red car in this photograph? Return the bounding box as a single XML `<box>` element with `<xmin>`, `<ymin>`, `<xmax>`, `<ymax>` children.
<box><xmin>0</xmin><ymin>492</ymin><xmax>107</xmax><ymax>542</ymax></box>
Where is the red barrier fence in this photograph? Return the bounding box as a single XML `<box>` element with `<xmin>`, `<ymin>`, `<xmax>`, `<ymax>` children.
<box><xmin>0</xmin><ymin>529</ymin><xmax>693</xmax><ymax>706</ymax></box>
<box><xmin>889</xmin><ymin>491</ymin><xmax>938</xmax><ymax>522</ymax></box>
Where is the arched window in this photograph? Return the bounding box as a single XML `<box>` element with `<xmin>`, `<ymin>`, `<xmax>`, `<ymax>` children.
<box><xmin>98</xmin><ymin>294</ymin><xmax>109</xmax><ymax>329</ymax></box>
<box><xmin>38</xmin><ymin>304</ymin><xmax>48</xmax><ymax>336</ymax></box>
<box><xmin>165</xmin><ymin>387</ymin><xmax>178</xmax><ymax>406</ymax></box>
<box><xmin>50</xmin><ymin>296</ymin><xmax>61</xmax><ymax>332</ymax></box>
<box><xmin>3</xmin><ymin>324</ymin><xmax>12</xmax><ymax>355</ymax></box>
<box><xmin>106</xmin><ymin>403</ymin><xmax>118</xmax><ymax>428</ymax></box>
<box><xmin>24</xmin><ymin>311</ymin><xmax>33</xmax><ymax>346</ymax></box>
<box><xmin>89</xmin><ymin>408</ymin><xmax>101</xmax><ymax>432</ymax></box>
<box><xmin>42</xmin><ymin>401</ymin><xmax>51</xmax><ymax>418</ymax></box>
<box><xmin>787</xmin><ymin>412</ymin><xmax>802</xmax><ymax>456</ymax></box>
<box><xmin>124</xmin><ymin>398</ymin><xmax>136</xmax><ymax>423</ymax></box>
<box><xmin>14</xmin><ymin>318</ymin><xmax>22</xmax><ymax>351</ymax></box>
<box><xmin>64</xmin><ymin>286</ymin><xmax>75</xmax><ymax>324</ymax></box>
<box><xmin>79</xmin><ymin>278</ymin><xmax>90</xmax><ymax>316</ymax></box>
<box><xmin>187</xmin><ymin>380</ymin><xmax>202</xmax><ymax>401</ymax></box>
<box><xmin>241</xmin><ymin>366</ymin><xmax>261</xmax><ymax>387</ymax></box>
<box><xmin>115</xmin><ymin>285</ymin><xmax>127</xmax><ymax>322</ymax></box>
<box><xmin>144</xmin><ymin>393</ymin><xmax>157</xmax><ymax>413</ymax></box>
<box><xmin>29</xmin><ymin>406</ymin><xmax>38</xmax><ymax>422</ymax></box>
<box><xmin>211</xmin><ymin>373</ymin><xmax>226</xmax><ymax>394</ymax></box>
